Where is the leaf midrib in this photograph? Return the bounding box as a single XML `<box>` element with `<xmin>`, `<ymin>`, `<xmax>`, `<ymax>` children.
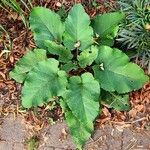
<box><xmin>35</xmin><ymin>11</ymin><xmax>56</xmax><ymax>40</ymax></box>
<box><xmin>106</xmin><ymin>65</ymin><xmax>137</xmax><ymax>81</ymax></box>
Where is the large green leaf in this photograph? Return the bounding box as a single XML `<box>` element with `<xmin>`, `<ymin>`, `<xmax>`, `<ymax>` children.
<box><xmin>22</xmin><ymin>59</ymin><xmax>67</xmax><ymax>108</ymax></box>
<box><xmin>101</xmin><ymin>91</ymin><xmax>130</xmax><ymax>111</ymax></box>
<box><xmin>10</xmin><ymin>49</ymin><xmax>47</xmax><ymax>83</ymax></box>
<box><xmin>65</xmin><ymin>73</ymin><xmax>100</xmax><ymax>124</ymax></box>
<box><xmin>60</xmin><ymin>99</ymin><xmax>93</xmax><ymax>149</ymax></box>
<box><xmin>63</xmin><ymin>4</ymin><xmax>93</xmax><ymax>50</ymax></box>
<box><xmin>44</xmin><ymin>40</ymin><xmax>73</xmax><ymax>63</ymax></box>
<box><xmin>30</xmin><ymin>7</ymin><xmax>64</xmax><ymax>48</ymax></box>
<box><xmin>61</xmin><ymin>61</ymin><xmax>78</xmax><ymax>73</ymax></box>
<box><xmin>93</xmin><ymin>46</ymin><xmax>149</xmax><ymax>93</ymax></box>
<box><xmin>65</xmin><ymin>110</ymin><xmax>93</xmax><ymax>149</ymax></box>
<box><xmin>92</xmin><ymin>12</ymin><xmax>124</xmax><ymax>37</ymax></box>
<box><xmin>99</xmin><ymin>38</ymin><xmax>114</xmax><ymax>47</ymax></box>
<box><xmin>78</xmin><ymin>46</ymin><xmax>98</xmax><ymax>68</ymax></box>
<box><xmin>98</xmin><ymin>26</ymin><xmax>119</xmax><ymax>46</ymax></box>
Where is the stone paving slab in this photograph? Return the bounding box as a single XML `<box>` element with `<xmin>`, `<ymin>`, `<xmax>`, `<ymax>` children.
<box><xmin>84</xmin><ymin>126</ymin><xmax>123</xmax><ymax>150</ymax></box>
<box><xmin>0</xmin><ymin>115</ymin><xmax>27</xmax><ymax>143</ymax></box>
<box><xmin>0</xmin><ymin>142</ymin><xmax>13</xmax><ymax>150</ymax></box>
<box><xmin>0</xmin><ymin>114</ymin><xmax>27</xmax><ymax>150</ymax></box>
<box><xmin>0</xmin><ymin>114</ymin><xmax>150</xmax><ymax>150</ymax></box>
<box><xmin>38</xmin><ymin>121</ymin><xmax>76</xmax><ymax>150</ymax></box>
<box><xmin>122</xmin><ymin>128</ymin><xmax>150</xmax><ymax>150</ymax></box>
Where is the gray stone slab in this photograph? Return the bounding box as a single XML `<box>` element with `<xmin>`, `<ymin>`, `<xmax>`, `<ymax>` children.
<box><xmin>1</xmin><ymin>114</ymin><xmax>150</xmax><ymax>150</ymax></box>
<box><xmin>85</xmin><ymin>125</ymin><xmax>122</xmax><ymax>150</ymax></box>
<box><xmin>0</xmin><ymin>142</ymin><xmax>13</xmax><ymax>150</ymax></box>
<box><xmin>13</xmin><ymin>143</ymin><xmax>24</xmax><ymax>150</ymax></box>
<box><xmin>122</xmin><ymin>128</ymin><xmax>150</xmax><ymax>150</ymax></box>
<box><xmin>38</xmin><ymin>122</ymin><xmax>150</xmax><ymax>150</ymax></box>
<box><xmin>38</xmin><ymin>122</ymin><xmax>123</xmax><ymax>150</ymax></box>
<box><xmin>38</xmin><ymin>121</ymin><xmax>76</xmax><ymax>150</ymax></box>
<box><xmin>0</xmin><ymin>114</ymin><xmax>27</xmax><ymax>143</ymax></box>
<box><xmin>38</xmin><ymin>146</ymin><xmax>54</xmax><ymax>150</ymax></box>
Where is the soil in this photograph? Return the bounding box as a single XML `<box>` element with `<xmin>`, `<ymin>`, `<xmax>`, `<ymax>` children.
<box><xmin>0</xmin><ymin>0</ymin><xmax>150</xmax><ymax>150</ymax></box>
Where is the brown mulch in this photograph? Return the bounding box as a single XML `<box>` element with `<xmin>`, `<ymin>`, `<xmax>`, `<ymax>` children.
<box><xmin>97</xmin><ymin>82</ymin><xmax>150</xmax><ymax>130</ymax></box>
<box><xmin>0</xmin><ymin>0</ymin><xmax>150</xmax><ymax>131</ymax></box>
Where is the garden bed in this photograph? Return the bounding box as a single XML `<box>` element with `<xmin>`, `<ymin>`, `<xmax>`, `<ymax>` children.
<box><xmin>0</xmin><ymin>0</ymin><xmax>150</xmax><ymax>149</ymax></box>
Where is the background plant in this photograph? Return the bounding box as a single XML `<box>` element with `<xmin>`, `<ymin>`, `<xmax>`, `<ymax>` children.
<box><xmin>0</xmin><ymin>0</ymin><xmax>33</xmax><ymax>27</ymax></box>
<box><xmin>0</xmin><ymin>24</ymin><xmax>12</xmax><ymax>58</ymax></box>
<box><xmin>117</xmin><ymin>0</ymin><xmax>150</xmax><ymax>73</ymax></box>
<box><xmin>10</xmin><ymin>4</ymin><xmax>148</xmax><ymax>149</ymax></box>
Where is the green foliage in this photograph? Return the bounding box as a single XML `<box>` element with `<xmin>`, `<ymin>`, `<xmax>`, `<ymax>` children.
<box><xmin>63</xmin><ymin>4</ymin><xmax>93</xmax><ymax>50</ymax></box>
<box><xmin>93</xmin><ymin>46</ymin><xmax>148</xmax><ymax>93</ymax></box>
<box><xmin>61</xmin><ymin>61</ymin><xmax>78</xmax><ymax>73</ymax></box>
<box><xmin>117</xmin><ymin>0</ymin><xmax>150</xmax><ymax>73</ymax></box>
<box><xmin>78</xmin><ymin>46</ymin><xmax>98</xmax><ymax>68</ymax></box>
<box><xmin>118</xmin><ymin>0</ymin><xmax>150</xmax><ymax>24</ymax></box>
<box><xmin>29</xmin><ymin>7</ymin><xmax>64</xmax><ymax>48</ymax></box>
<box><xmin>27</xmin><ymin>136</ymin><xmax>39</xmax><ymax>150</ymax></box>
<box><xmin>65</xmin><ymin>73</ymin><xmax>100</xmax><ymax>123</ymax></box>
<box><xmin>10</xmin><ymin>49</ymin><xmax>47</xmax><ymax>83</ymax></box>
<box><xmin>92</xmin><ymin>12</ymin><xmax>124</xmax><ymax>37</ymax></box>
<box><xmin>10</xmin><ymin>4</ymin><xmax>149</xmax><ymax>149</ymax></box>
<box><xmin>44</xmin><ymin>40</ymin><xmax>73</xmax><ymax>63</ymax></box>
<box><xmin>101</xmin><ymin>91</ymin><xmax>130</xmax><ymax>111</ymax></box>
<box><xmin>92</xmin><ymin>12</ymin><xmax>124</xmax><ymax>46</ymax></box>
<box><xmin>60</xmin><ymin>99</ymin><xmax>94</xmax><ymax>149</ymax></box>
<box><xmin>65</xmin><ymin>110</ymin><xmax>93</xmax><ymax>149</ymax></box>
<box><xmin>22</xmin><ymin>59</ymin><xmax>67</xmax><ymax>108</ymax></box>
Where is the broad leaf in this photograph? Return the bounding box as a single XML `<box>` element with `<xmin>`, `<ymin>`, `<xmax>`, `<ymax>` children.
<box><xmin>10</xmin><ymin>49</ymin><xmax>47</xmax><ymax>83</ymax></box>
<box><xmin>65</xmin><ymin>73</ymin><xmax>100</xmax><ymax>124</ymax></box>
<box><xmin>98</xmin><ymin>26</ymin><xmax>119</xmax><ymax>46</ymax></box>
<box><xmin>92</xmin><ymin>12</ymin><xmax>124</xmax><ymax>37</ymax></box>
<box><xmin>30</xmin><ymin>7</ymin><xmax>64</xmax><ymax>48</ymax></box>
<box><xmin>60</xmin><ymin>99</ymin><xmax>93</xmax><ymax>149</ymax></box>
<box><xmin>65</xmin><ymin>110</ymin><xmax>93</xmax><ymax>149</ymax></box>
<box><xmin>78</xmin><ymin>46</ymin><xmax>98</xmax><ymax>68</ymax></box>
<box><xmin>93</xmin><ymin>46</ymin><xmax>148</xmax><ymax>93</ymax></box>
<box><xmin>61</xmin><ymin>61</ymin><xmax>78</xmax><ymax>73</ymax></box>
<box><xmin>44</xmin><ymin>40</ymin><xmax>73</xmax><ymax>63</ymax></box>
<box><xmin>63</xmin><ymin>4</ymin><xmax>93</xmax><ymax>50</ymax></box>
<box><xmin>22</xmin><ymin>59</ymin><xmax>67</xmax><ymax>108</ymax></box>
<box><xmin>101</xmin><ymin>91</ymin><xmax>130</xmax><ymax>111</ymax></box>
<box><xmin>99</xmin><ymin>38</ymin><xmax>114</xmax><ymax>47</ymax></box>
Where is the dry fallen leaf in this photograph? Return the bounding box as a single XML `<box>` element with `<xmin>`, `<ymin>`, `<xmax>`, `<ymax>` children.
<box><xmin>135</xmin><ymin>104</ymin><xmax>144</xmax><ymax>112</ymax></box>
<box><xmin>128</xmin><ymin>108</ymin><xmax>137</xmax><ymax>118</ymax></box>
<box><xmin>102</xmin><ymin>107</ymin><xmax>111</xmax><ymax>117</ymax></box>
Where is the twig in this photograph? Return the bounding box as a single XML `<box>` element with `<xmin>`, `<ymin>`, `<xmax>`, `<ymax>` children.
<box><xmin>111</xmin><ymin>117</ymin><xmax>147</xmax><ymax>125</ymax></box>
